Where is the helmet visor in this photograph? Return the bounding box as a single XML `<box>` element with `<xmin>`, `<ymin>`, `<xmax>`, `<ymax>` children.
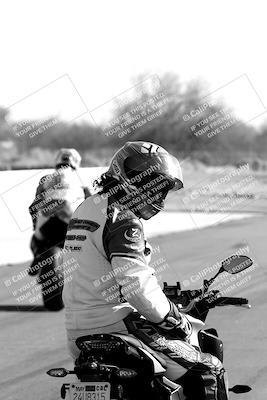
<box><xmin>124</xmin><ymin>153</ymin><xmax>183</xmax><ymax>191</ymax></box>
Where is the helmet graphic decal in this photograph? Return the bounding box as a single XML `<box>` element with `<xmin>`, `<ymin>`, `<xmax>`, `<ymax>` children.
<box><xmin>140</xmin><ymin>143</ymin><xmax>167</xmax><ymax>154</ymax></box>
<box><xmin>141</xmin><ymin>143</ymin><xmax>158</xmax><ymax>153</ymax></box>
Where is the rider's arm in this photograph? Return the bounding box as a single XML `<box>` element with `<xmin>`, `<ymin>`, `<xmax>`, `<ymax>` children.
<box><xmin>104</xmin><ymin>213</ymin><xmax>170</xmax><ymax>323</ymax></box>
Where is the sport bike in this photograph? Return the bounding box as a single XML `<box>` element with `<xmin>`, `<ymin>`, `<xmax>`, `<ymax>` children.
<box><xmin>47</xmin><ymin>254</ymin><xmax>253</xmax><ymax>399</ymax></box>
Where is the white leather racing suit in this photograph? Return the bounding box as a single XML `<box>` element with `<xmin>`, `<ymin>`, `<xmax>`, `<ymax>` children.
<box><xmin>62</xmin><ymin>193</ymin><xmax>223</xmax><ymax>382</ymax></box>
<box><xmin>62</xmin><ymin>192</ymin><xmax>170</xmax><ymax>331</ymax></box>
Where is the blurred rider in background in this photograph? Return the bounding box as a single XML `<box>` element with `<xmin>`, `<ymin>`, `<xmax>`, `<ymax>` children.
<box><xmin>62</xmin><ymin>141</ymin><xmax>223</xmax><ymax>398</ymax></box>
<box><xmin>28</xmin><ymin>148</ymin><xmax>91</xmax><ymax>275</ymax></box>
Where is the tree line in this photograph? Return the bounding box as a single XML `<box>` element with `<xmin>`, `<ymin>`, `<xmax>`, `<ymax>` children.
<box><xmin>0</xmin><ymin>73</ymin><xmax>266</xmax><ymax>168</ymax></box>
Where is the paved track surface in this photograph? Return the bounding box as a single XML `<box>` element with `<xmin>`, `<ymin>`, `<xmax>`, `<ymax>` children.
<box><xmin>0</xmin><ymin>214</ymin><xmax>266</xmax><ymax>400</ymax></box>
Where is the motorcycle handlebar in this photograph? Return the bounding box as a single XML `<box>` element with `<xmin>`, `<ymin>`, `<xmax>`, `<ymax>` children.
<box><xmin>163</xmin><ymin>283</ymin><xmax>250</xmax><ymax>313</ymax></box>
<box><xmin>214</xmin><ymin>297</ymin><xmax>248</xmax><ymax>306</ymax></box>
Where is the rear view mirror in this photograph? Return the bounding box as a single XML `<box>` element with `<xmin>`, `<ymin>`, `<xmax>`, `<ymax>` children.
<box><xmin>229</xmin><ymin>385</ymin><xmax>252</xmax><ymax>393</ymax></box>
<box><xmin>202</xmin><ymin>254</ymin><xmax>253</xmax><ymax>293</ymax></box>
<box><xmin>222</xmin><ymin>255</ymin><xmax>253</xmax><ymax>274</ymax></box>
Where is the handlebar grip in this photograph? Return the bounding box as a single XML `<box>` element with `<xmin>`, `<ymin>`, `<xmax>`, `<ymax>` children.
<box><xmin>215</xmin><ymin>297</ymin><xmax>248</xmax><ymax>306</ymax></box>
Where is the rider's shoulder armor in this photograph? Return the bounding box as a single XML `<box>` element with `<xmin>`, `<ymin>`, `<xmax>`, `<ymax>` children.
<box><xmin>102</xmin><ymin>201</ymin><xmax>146</xmax><ymax>263</ymax></box>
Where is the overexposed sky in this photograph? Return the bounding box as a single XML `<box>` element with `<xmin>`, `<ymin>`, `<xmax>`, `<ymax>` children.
<box><xmin>1</xmin><ymin>0</ymin><xmax>267</xmax><ymax>127</ymax></box>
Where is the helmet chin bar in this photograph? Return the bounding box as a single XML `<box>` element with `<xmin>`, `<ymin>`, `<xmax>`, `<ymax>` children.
<box><xmin>131</xmin><ymin>200</ymin><xmax>164</xmax><ymax>220</ymax></box>
<box><xmin>113</xmin><ymin>177</ymin><xmax>167</xmax><ymax>220</ymax></box>
<box><xmin>115</xmin><ymin>191</ymin><xmax>162</xmax><ymax>220</ymax></box>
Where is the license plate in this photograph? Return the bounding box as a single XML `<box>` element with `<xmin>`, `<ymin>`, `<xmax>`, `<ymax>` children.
<box><xmin>69</xmin><ymin>382</ymin><xmax>111</xmax><ymax>400</ymax></box>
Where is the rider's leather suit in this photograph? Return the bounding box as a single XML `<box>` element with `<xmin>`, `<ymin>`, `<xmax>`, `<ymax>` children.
<box><xmin>62</xmin><ymin>193</ymin><xmax>222</xmax><ymax>382</ymax></box>
<box><xmin>29</xmin><ymin>166</ymin><xmax>86</xmax><ymax>242</ymax></box>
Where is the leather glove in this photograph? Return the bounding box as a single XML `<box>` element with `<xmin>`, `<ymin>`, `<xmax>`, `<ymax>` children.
<box><xmin>155</xmin><ymin>300</ymin><xmax>192</xmax><ymax>340</ymax></box>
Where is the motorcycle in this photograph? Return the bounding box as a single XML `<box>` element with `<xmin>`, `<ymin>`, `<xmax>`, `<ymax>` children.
<box><xmin>47</xmin><ymin>254</ymin><xmax>253</xmax><ymax>399</ymax></box>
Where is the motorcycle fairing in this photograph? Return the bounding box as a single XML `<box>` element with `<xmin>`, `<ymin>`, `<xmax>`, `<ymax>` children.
<box><xmin>198</xmin><ymin>329</ymin><xmax>224</xmax><ymax>363</ymax></box>
<box><xmin>124</xmin><ymin>312</ymin><xmax>203</xmax><ymax>370</ymax></box>
<box><xmin>185</xmin><ymin>313</ymin><xmax>205</xmax><ymax>348</ymax></box>
<box><xmin>138</xmin><ymin>347</ymin><xmax>167</xmax><ymax>375</ymax></box>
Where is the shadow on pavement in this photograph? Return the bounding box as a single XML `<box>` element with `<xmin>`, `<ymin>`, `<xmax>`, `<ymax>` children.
<box><xmin>0</xmin><ymin>304</ymin><xmax>49</xmax><ymax>311</ymax></box>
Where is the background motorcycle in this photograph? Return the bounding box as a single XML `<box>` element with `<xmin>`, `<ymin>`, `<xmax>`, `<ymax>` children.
<box><xmin>47</xmin><ymin>254</ymin><xmax>253</xmax><ymax>399</ymax></box>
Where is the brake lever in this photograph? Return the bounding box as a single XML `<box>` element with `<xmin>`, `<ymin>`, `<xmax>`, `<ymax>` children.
<box><xmin>178</xmin><ymin>299</ymin><xmax>197</xmax><ymax>313</ymax></box>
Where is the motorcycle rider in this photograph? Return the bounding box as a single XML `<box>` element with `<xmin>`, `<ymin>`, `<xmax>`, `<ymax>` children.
<box><xmin>62</xmin><ymin>141</ymin><xmax>223</xmax><ymax>397</ymax></box>
<box><xmin>28</xmin><ymin>148</ymin><xmax>91</xmax><ymax>276</ymax></box>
